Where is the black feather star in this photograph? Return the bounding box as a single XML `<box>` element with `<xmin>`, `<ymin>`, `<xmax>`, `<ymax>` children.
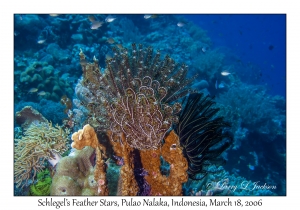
<box><xmin>175</xmin><ymin>93</ymin><xmax>233</xmax><ymax>180</ymax></box>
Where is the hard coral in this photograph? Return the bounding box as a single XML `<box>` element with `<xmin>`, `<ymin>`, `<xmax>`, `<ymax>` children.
<box><xmin>15</xmin><ymin>106</ymin><xmax>47</xmax><ymax>129</ymax></box>
<box><xmin>50</xmin><ymin>146</ymin><xmax>97</xmax><ymax>195</ymax></box>
<box><xmin>18</xmin><ymin>61</ymin><xmax>73</xmax><ymax>102</ymax></box>
<box><xmin>68</xmin><ymin>125</ymin><xmax>108</xmax><ymax>195</ymax></box>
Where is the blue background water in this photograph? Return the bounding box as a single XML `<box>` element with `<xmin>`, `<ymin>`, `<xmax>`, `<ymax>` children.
<box><xmin>185</xmin><ymin>14</ymin><xmax>286</xmax><ymax>97</ymax></box>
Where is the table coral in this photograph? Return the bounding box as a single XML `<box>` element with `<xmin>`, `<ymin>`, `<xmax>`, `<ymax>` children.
<box><xmin>15</xmin><ymin>106</ymin><xmax>47</xmax><ymax>129</ymax></box>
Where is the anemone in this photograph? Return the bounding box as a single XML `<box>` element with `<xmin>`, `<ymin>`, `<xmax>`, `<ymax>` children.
<box><xmin>175</xmin><ymin>93</ymin><xmax>233</xmax><ymax>180</ymax></box>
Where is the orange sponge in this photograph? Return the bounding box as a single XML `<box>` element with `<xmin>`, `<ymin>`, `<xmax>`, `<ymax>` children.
<box><xmin>71</xmin><ymin>124</ymin><xmax>99</xmax><ymax>149</ymax></box>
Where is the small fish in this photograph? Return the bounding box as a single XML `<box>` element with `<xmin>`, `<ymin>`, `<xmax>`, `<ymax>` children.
<box><xmin>239</xmin><ymin>156</ymin><xmax>247</xmax><ymax>161</ymax></box>
<box><xmin>105</xmin><ymin>53</ymin><xmax>113</xmax><ymax>60</ymax></box>
<box><xmin>202</xmin><ymin>47</ymin><xmax>207</xmax><ymax>53</ymax></box>
<box><xmin>35</xmin><ymin>66</ymin><xmax>43</xmax><ymax>72</ymax></box>
<box><xmin>248</xmin><ymin>164</ymin><xmax>255</xmax><ymax>171</ymax></box>
<box><xmin>105</xmin><ymin>15</ymin><xmax>116</xmax><ymax>23</ymax></box>
<box><xmin>14</xmin><ymin>31</ymin><xmax>19</xmax><ymax>36</ymax></box>
<box><xmin>88</xmin><ymin>15</ymin><xmax>96</xmax><ymax>22</ymax></box>
<box><xmin>218</xmin><ymin>82</ymin><xmax>225</xmax><ymax>89</ymax></box>
<box><xmin>221</xmin><ymin>71</ymin><xmax>231</xmax><ymax>76</ymax></box>
<box><xmin>28</xmin><ymin>88</ymin><xmax>38</xmax><ymax>93</ymax></box>
<box><xmin>144</xmin><ymin>14</ymin><xmax>152</xmax><ymax>19</ymax></box>
<box><xmin>37</xmin><ymin>39</ymin><xmax>46</xmax><ymax>44</ymax></box>
<box><xmin>106</xmin><ymin>38</ymin><xmax>115</xmax><ymax>44</ymax></box>
<box><xmin>37</xmin><ymin>91</ymin><xmax>46</xmax><ymax>96</ymax></box>
<box><xmin>90</xmin><ymin>21</ymin><xmax>103</xmax><ymax>30</ymax></box>
<box><xmin>268</xmin><ymin>45</ymin><xmax>274</xmax><ymax>50</ymax></box>
<box><xmin>177</xmin><ymin>22</ymin><xmax>185</xmax><ymax>27</ymax></box>
<box><xmin>116</xmin><ymin>44</ymin><xmax>123</xmax><ymax>49</ymax></box>
<box><xmin>19</xmin><ymin>14</ymin><xmax>23</xmax><ymax>20</ymax></box>
<box><xmin>215</xmin><ymin>80</ymin><xmax>218</xmax><ymax>89</ymax></box>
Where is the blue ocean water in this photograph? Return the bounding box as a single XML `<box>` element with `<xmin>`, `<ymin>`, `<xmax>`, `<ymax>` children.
<box><xmin>14</xmin><ymin>14</ymin><xmax>286</xmax><ymax>196</ymax></box>
<box><xmin>185</xmin><ymin>14</ymin><xmax>286</xmax><ymax>97</ymax></box>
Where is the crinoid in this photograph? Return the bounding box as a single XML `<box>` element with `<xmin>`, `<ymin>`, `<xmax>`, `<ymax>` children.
<box><xmin>175</xmin><ymin>93</ymin><xmax>233</xmax><ymax>179</ymax></box>
<box><xmin>78</xmin><ymin>43</ymin><xmax>197</xmax><ymax>150</ymax></box>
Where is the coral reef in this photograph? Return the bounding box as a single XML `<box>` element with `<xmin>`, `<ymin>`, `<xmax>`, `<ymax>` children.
<box><xmin>15</xmin><ymin>106</ymin><xmax>47</xmax><ymax>129</ymax></box>
<box><xmin>216</xmin><ymin>81</ymin><xmax>286</xmax><ymax>140</ymax></box>
<box><xmin>70</xmin><ymin>124</ymin><xmax>108</xmax><ymax>195</ymax></box>
<box><xmin>14</xmin><ymin>121</ymin><xmax>69</xmax><ymax>188</ymax></box>
<box><xmin>13</xmin><ymin>14</ymin><xmax>286</xmax><ymax>196</ymax></box>
<box><xmin>16</xmin><ymin>60</ymin><xmax>73</xmax><ymax>102</ymax></box>
<box><xmin>65</xmin><ymin>43</ymin><xmax>196</xmax><ymax>195</ymax></box>
<box><xmin>50</xmin><ymin>146</ymin><xmax>98</xmax><ymax>195</ymax></box>
<box><xmin>65</xmin><ymin>43</ymin><xmax>233</xmax><ymax>196</ymax></box>
<box><xmin>192</xmin><ymin>48</ymin><xmax>226</xmax><ymax>81</ymax></box>
<box><xmin>50</xmin><ymin>124</ymin><xmax>109</xmax><ymax>195</ymax></box>
<box><xmin>14</xmin><ymin>99</ymin><xmax>67</xmax><ymax>125</ymax></box>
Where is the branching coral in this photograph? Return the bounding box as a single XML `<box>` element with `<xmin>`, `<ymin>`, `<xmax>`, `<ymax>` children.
<box><xmin>14</xmin><ymin>121</ymin><xmax>69</xmax><ymax>188</ymax></box>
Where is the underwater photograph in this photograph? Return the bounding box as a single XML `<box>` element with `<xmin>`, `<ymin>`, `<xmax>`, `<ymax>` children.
<box><xmin>13</xmin><ymin>14</ymin><xmax>286</xmax><ymax>196</ymax></box>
